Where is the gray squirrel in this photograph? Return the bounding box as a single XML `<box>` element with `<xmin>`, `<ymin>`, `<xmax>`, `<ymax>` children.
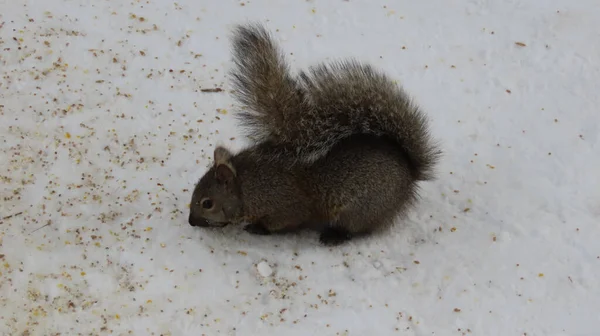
<box><xmin>188</xmin><ymin>23</ymin><xmax>440</xmax><ymax>246</ymax></box>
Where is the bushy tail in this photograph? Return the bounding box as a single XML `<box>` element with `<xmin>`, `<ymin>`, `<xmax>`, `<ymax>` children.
<box><xmin>229</xmin><ymin>23</ymin><xmax>440</xmax><ymax>181</ymax></box>
<box><xmin>296</xmin><ymin>61</ymin><xmax>440</xmax><ymax>180</ymax></box>
<box><xmin>229</xmin><ymin>23</ymin><xmax>307</xmax><ymax>143</ymax></box>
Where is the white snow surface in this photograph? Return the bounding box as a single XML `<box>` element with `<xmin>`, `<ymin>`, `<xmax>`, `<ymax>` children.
<box><xmin>1</xmin><ymin>0</ymin><xmax>599</xmax><ymax>335</ymax></box>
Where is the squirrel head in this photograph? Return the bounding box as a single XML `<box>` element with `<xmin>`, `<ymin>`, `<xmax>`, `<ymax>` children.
<box><xmin>188</xmin><ymin>146</ymin><xmax>243</xmax><ymax>228</ymax></box>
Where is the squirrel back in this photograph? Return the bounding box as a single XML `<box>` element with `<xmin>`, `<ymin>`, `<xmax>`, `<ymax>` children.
<box><xmin>230</xmin><ymin>23</ymin><xmax>440</xmax><ymax>181</ymax></box>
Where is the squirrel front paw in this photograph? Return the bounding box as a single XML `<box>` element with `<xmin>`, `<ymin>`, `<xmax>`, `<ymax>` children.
<box><xmin>244</xmin><ymin>223</ymin><xmax>271</xmax><ymax>235</ymax></box>
<box><xmin>319</xmin><ymin>227</ymin><xmax>353</xmax><ymax>246</ymax></box>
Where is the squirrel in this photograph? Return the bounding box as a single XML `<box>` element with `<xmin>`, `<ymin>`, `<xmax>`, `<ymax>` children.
<box><xmin>188</xmin><ymin>23</ymin><xmax>440</xmax><ymax>246</ymax></box>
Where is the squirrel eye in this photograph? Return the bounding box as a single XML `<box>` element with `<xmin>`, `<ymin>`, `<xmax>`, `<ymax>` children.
<box><xmin>201</xmin><ymin>199</ymin><xmax>213</xmax><ymax>209</ymax></box>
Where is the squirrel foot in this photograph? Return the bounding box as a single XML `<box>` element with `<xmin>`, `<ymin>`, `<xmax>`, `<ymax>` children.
<box><xmin>244</xmin><ymin>223</ymin><xmax>271</xmax><ymax>235</ymax></box>
<box><xmin>319</xmin><ymin>227</ymin><xmax>353</xmax><ymax>246</ymax></box>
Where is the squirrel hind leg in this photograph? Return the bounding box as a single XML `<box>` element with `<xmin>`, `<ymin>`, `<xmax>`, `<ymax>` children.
<box><xmin>317</xmin><ymin>213</ymin><xmax>377</xmax><ymax>246</ymax></box>
<box><xmin>244</xmin><ymin>222</ymin><xmax>271</xmax><ymax>235</ymax></box>
<box><xmin>319</xmin><ymin>226</ymin><xmax>353</xmax><ymax>246</ymax></box>
<box><xmin>319</xmin><ymin>202</ymin><xmax>399</xmax><ymax>245</ymax></box>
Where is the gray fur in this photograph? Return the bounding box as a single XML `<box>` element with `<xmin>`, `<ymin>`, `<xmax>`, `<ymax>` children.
<box><xmin>189</xmin><ymin>23</ymin><xmax>440</xmax><ymax>245</ymax></box>
<box><xmin>230</xmin><ymin>23</ymin><xmax>440</xmax><ymax>181</ymax></box>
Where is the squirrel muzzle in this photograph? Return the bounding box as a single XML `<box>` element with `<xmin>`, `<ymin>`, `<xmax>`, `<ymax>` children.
<box><xmin>188</xmin><ymin>214</ymin><xmax>209</xmax><ymax>227</ymax></box>
<box><xmin>188</xmin><ymin>214</ymin><xmax>228</xmax><ymax>228</ymax></box>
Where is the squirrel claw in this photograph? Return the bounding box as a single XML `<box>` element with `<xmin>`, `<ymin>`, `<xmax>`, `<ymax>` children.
<box><xmin>244</xmin><ymin>223</ymin><xmax>271</xmax><ymax>235</ymax></box>
<box><xmin>319</xmin><ymin>227</ymin><xmax>353</xmax><ymax>246</ymax></box>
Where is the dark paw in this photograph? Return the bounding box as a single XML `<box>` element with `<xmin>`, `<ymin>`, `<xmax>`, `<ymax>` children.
<box><xmin>244</xmin><ymin>223</ymin><xmax>271</xmax><ymax>235</ymax></box>
<box><xmin>319</xmin><ymin>228</ymin><xmax>353</xmax><ymax>246</ymax></box>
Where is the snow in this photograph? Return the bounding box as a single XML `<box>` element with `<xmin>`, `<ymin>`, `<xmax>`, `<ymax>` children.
<box><xmin>257</xmin><ymin>261</ymin><xmax>273</xmax><ymax>278</ymax></box>
<box><xmin>1</xmin><ymin>0</ymin><xmax>599</xmax><ymax>335</ymax></box>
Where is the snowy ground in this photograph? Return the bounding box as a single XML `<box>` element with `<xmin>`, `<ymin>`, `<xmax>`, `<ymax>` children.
<box><xmin>1</xmin><ymin>0</ymin><xmax>599</xmax><ymax>335</ymax></box>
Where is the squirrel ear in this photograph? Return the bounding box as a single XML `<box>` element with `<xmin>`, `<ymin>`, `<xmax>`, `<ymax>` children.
<box><xmin>214</xmin><ymin>146</ymin><xmax>233</xmax><ymax>165</ymax></box>
<box><xmin>213</xmin><ymin>146</ymin><xmax>236</xmax><ymax>185</ymax></box>
<box><xmin>215</xmin><ymin>163</ymin><xmax>236</xmax><ymax>185</ymax></box>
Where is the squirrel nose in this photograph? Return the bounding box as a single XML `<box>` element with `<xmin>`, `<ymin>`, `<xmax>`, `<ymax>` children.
<box><xmin>188</xmin><ymin>214</ymin><xmax>198</xmax><ymax>226</ymax></box>
<box><xmin>189</xmin><ymin>215</ymin><xmax>209</xmax><ymax>227</ymax></box>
